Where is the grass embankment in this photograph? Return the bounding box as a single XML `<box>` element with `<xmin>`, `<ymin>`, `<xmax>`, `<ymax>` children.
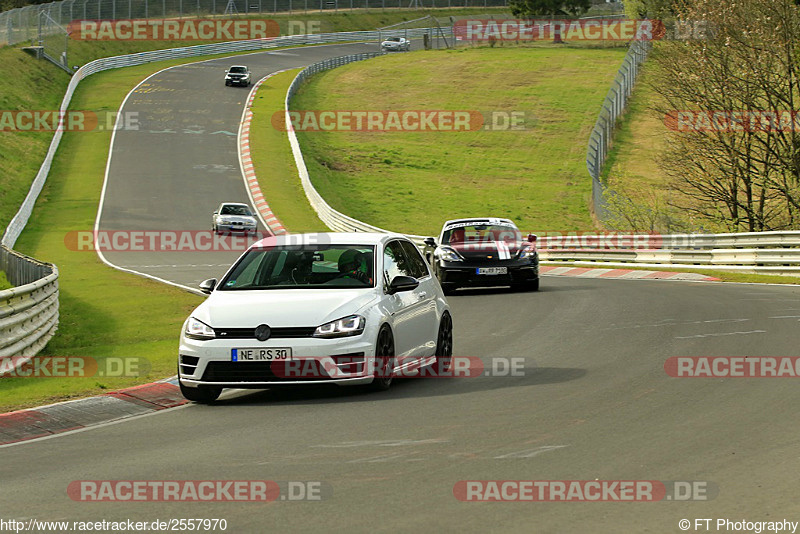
<box><xmin>0</xmin><ymin>7</ymin><xmax>507</xmax><ymax>233</ymax></box>
<box><xmin>248</xmin><ymin>68</ymin><xmax>329</xmax><ymax>232</ymax></box>
<box><xmin>598</xmin><ymin>62</ymin><xmax>678</xmax><ymax>223</ymax></box>
<box><xmin>289</xmin><ymin>46</ymin><xmax>628</xmax><ymax>235</ymax></box>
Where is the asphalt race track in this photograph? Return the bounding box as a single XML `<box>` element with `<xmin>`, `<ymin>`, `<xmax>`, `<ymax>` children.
<box><xmin>4</xmin><ymin>43</ymin><xmax>800</xmax><ymax>532</ymax></box>
<box><xmin>97</xmin><ymin>41</ymin><xmax>381</xmax><ymax>288</ymax></box>
<box><xmin>4</xmin><ymin>277</ymin><xmax>800</xmax><ymax>531</ymax></box>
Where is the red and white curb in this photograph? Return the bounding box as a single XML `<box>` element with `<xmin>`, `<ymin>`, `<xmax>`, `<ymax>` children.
<box><xmin>239</xmin><ymin>71</ymin><xmax>290</xmax><ymax>236</ymax></box>
<box><xmin>540</xmin><ymin>265</ymin><xmax>720</xmax><ymax>281</ymax></box>
<box><xmin>0</xmin><ymin>378</ymin><xmax>187</xmax><ymax>446</ymax></box>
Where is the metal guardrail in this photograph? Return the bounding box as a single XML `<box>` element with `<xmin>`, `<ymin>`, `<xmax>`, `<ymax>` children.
<box><xmin>283</xmin><ymin>48</ymin><xmax>800</xmax><ymax>275</ymax></box>
<box><xmin>586</xmin><ymin>39</ymin><xmax>651</xmax><ymax>222</ymax></box>
<box><xmin>537</xmin><ymin>232</ymin><xmax>800</xmax><ymax>274</ymax></box>
<box><xmin>0</xmin><ymin>245</ymin><xmax>59</xmax><ymax>365</ymax></box>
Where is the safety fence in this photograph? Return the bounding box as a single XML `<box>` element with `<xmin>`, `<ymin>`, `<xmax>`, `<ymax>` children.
<box><xmin>586</xmin><ymin>38</ymin><xmax>651</xmax><ymax>222</ymax></box>
<box><xmin>537</xmin><ymin>231</ymin><xmax>800</xmax><ymax>275</ymax></box>
<box><xmin>0</xmin><ymin>245</ymin><xmax>59</xmax><ymax>365</ymax></box>
<box><xmin>0</xmin><ymin>0</ymin><xmax>505</xmax><ymax>47</ymax></box>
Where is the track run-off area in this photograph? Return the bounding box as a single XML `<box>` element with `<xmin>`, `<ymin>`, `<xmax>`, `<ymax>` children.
<box><xmin>3</xmin><ymin>42</ymin><xmax>800</xmax><ymax>532</ymax></box>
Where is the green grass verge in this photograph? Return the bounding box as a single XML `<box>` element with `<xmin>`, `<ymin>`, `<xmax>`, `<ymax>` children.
<box><xmin>249</xmin><ymin>68</ymin><xmax>329</xmax><ymax>232</ymax></box>
<box><xmin>0</xmin><ymin>271</ymin><xmax>11</xmax><ymax>291</ymax></box>
<box><xmin>600</xmin><ymin>62</ymin><xmax>673</xmax><ymax>211</ymax></box>
<box><xmin>290</xmin><ymin>45</ymin><xmax>628</xmax><ymax>236</ymax></box>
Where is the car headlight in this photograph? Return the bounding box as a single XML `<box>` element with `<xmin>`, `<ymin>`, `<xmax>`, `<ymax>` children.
<box><xmin>436</xmin><ymin>246</ymin><xmax>463</xmax><ymax>262</ymax></box>
<box><xmin>518</xmin><ymin>246</ymin><xmax>538</xmax><ymax>261</ymax></box>
<box><xmin>313</xmin><ymin>315</ymin><xmax>366</xmax><ymax>338</ymax></box>
<box><xmin>185</xmin><ymin>317</ymin><xmax>215</xmax><ymax>340</ymax></box>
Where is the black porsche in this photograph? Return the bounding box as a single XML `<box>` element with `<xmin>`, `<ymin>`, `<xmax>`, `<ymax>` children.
<box><xmin>423</xmin><ymin>218</ymin><xmax>539</xmax><ymax>294</ymax></box>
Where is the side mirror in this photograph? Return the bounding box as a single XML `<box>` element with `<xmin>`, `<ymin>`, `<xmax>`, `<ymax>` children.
<box><xmin>527</xmin><ymin>233</ymin><xmax>537</xmax><ymax>243</ymax></box>
<box><xmin>213</xmin><ymin>211</ymin><xmax>218</xmax><ymax>215</ymax></box>
<box><xmin>199</xmin><ymin>278</ymin><xmax>217</xmax><ymax>294</ymax></box>
<box><xmin>424</xmin><ymin>237</ymin><xmax>436</xmax><ymax>247</ymax></box>
<box><xmin>388</xmin><ymin>275</ymin><xmax>419</xmax><ymax>295</ymax></box>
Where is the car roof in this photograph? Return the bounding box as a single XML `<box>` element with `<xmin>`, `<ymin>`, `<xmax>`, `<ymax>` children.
<box><xmin>442</xmin><ymin>217</ymin><xmax>517</xmax><ymax>228</ymax></box>
<box><xmin>219</xmin><ymin>202</ymin><xmax>249</xmax><ymax>207</ymax></box>
<box><xmin>249</xmin><ymin>232</ymin><xmax>409</xmax><ymax>249</ymax></box>
<box><xmin>229</xmin><ymin>65</ymin><xmax>248</xmax><ymax>68</ymax></box>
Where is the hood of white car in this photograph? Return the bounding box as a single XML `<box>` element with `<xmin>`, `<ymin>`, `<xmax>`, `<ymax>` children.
<box><xmin>193</xmin><ymin>289</ymin><xmax>379</xmax><ymax>328</ymax></box>
<box><xmin>218</xmin><ymin>215</ymin><xmax>255</xmax><ymax>224</ymax></box>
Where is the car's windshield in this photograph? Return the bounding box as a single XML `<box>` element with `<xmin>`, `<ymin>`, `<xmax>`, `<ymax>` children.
<box><xmin>219</xmin><ymin>245</ymin><xmax>376</xmax><ymax>290</ymax></box>
<box><xmin>220</xmin><ymin>205</ymin><xmax>251</xmax><ymax>216</ymax></box>
<box><xmin>228</xmin><ymin>66</ymin><xmax>247</xmax><ymax>73</ymax></box>
<box><xmin>442</xmin><ymin>223</ymin><xmax>522</xmax><ymax>245</ymax></box>
<box><xmin>387</xmin><ymin>37</ymin><xmax>401</xmax><ymax>41</ymax></box>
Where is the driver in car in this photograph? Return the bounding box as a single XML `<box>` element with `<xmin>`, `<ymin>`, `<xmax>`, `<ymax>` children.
<box><xmin>337</xmin><ymin>249</ymin><xmax>372</xmax><ymax>285</ymax></box>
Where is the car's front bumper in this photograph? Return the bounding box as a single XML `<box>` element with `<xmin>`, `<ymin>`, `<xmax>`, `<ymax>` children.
<box><xmin>179</xmin><ymin>334</ymin><xmax>377</xmax><ymax>388</ymax></box>
<box><xmin>216</xmin><ymin>223</ymin><xmax>257</xmax><ymax>233</ymax></box>
<box><xmin>225</xmin><ymin>77</ymin><xmax>248</xmax><ymax>85</ymax></box>
<box><xmin>437</xmin><ymin>260</ymin><xmax>539</xmax><ymax>287</ymax></box>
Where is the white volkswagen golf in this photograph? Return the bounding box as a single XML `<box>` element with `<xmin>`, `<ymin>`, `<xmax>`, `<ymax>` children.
<box><xmin>178</xmin><ymin>232</ymin><xmax>453</xmax><ymax>403</ymax></box>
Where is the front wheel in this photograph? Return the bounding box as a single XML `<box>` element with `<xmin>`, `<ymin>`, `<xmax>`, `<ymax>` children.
<box><xmin>369</xmin><ymin>325</ymin><xmax>395</xmax><ymax>391</ymax></box>
<box><xmin>180</xmin><ymin>382</ymin><xmax>222</xmax><ymax>403</ymax></box>
<box><xmin>429</xmin><ymin>312</ymin><xmax>453</xmax><ymax>375</ymax></box>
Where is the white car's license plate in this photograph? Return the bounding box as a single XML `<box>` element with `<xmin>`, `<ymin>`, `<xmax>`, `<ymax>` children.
<box><xmin>232</xmin><ymin>348</ymin><xmax>291</xmax><ymax>361</ymax></box>
<box><xmin>476</xmin><ymin>267</ymin><xmax>507</xmax><ymax>275</ymax></box>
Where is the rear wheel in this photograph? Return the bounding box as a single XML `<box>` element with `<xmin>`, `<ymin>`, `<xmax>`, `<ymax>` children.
<box><xmin>429</xmin><ymin>312</ymin><xmax>453</xmax><ymax>375</ymax></box>
<box><xmin>369</xmin><ymin>325</ymin><xmax>395</xmax><ymax>391</ymax></box>
<box><xmin>179</xmin><ymin>382</ymin><xmax>222</xmax><ymax>404</ymax></box>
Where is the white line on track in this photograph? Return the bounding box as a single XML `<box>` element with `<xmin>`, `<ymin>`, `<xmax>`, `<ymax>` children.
<box><xmin>674</xmin><ymin>330</ymin><xmax>767</xmax><ymax>339</ymax></box>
